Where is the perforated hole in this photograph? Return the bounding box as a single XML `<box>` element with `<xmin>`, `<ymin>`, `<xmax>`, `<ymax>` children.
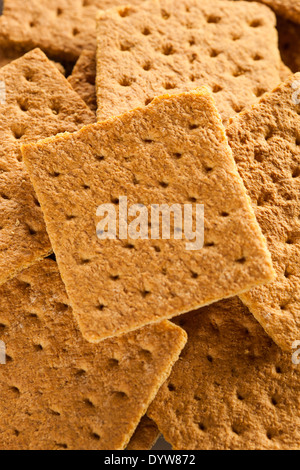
<box><xmin>10</xmin><ymin>386</ymin><xmax>20</xmax><ymax>396</ymax></box>
<box><xmin>96</xmin><ymin>155</ymin><xmax>105</xmax><ymax>161</ymax></box>
<box><xmin>84</xmin><ymin>398</ymin><xmax>95</xmax><ymax>408</ymax></box>
<box><xmin>97</xmin><ymin>303</ymin><xmax>106</xmax><ymax>311</ymax></box>
<box><xmin>120</xmin><ymin>43</ymin><xmax>132</xmax><ymax>52</ymax></box>
<box><xmin>164</xmin><ymin>82</ymin><xmax>176</xmax><ymax>90</ymax></box>
<box><xmin>142</xmin><ymin>27</ymin><xmax>151</xmax><ymax>36</ymax></box>
<box><xmin>292</xmin><ymin>167</ymin><xmax>300</xmax><ymax>178</ymax></box>
<box><xmin>207</xmin><ymin>355</ymin><xmax>213</xmax><ymax>363</ymax></box>
<box><xmin>119</xmin><ymin>77</ymin><xmax>135</xmax><ymax>87</ymax></box>
<box><xmin>207</xmin><ymin>15</ymin><xmax>221</xmax><ymax>24</ymax></box>
<box><xmin>0</xmin><ymin>323</ymin><xmax>6</xmax><ymax>333</ymax></box>
<box><xmin>12</xmin><ymin>126</ymin><xmax>25</xmax><ymax>140</ymax></box>
<box><xmin>236</xmin><ymin>257</ymin><xmax>246</xmax><ymax>264</ymax></box>
<box><xmin>143</xmin><ymin>62</ymin><xmax>152</xmax><ymax>71</ymax></box>
<box><xmin>237</xmin><ymin>393</ymin><xmax>244</xmax><ymax>401</ymax></box>
<box><xmin>18</xmin><ymin>99</ymin><xmax>29</xmax><ymax>112</ymax></box>
<box><xmin>1</xmin><ymin>193</ymin><xmax>10</xmax><ymax>200</ymax></box>
<box><xmin>34</xmin><ymin>344</ymin><xmax>43</xmax><ymax>352</ymax></box>
<box><xmin>108</xmin><ymin>358</ymin><xmax>119</xmax><ymax>368</ymax></box>
<box><xmin>110</xmin><ymin>274</ymin><xmax>120</xmax><ymax>281</ymax></box>
<box><xmin>141</xmin><ymin>290</ymin><xmax>151</xmax><ymax>298</ymax></box>
<box><xmin>162</xmin><ymin>44</ymin><xmax>175</xmax><ymax>56</ymax></box>
<box><xmin>198</xmin><ymin>423</ymin><xmax>206</xmax><ymax>431</ymax></box>
<box><xmin>113</xmin><ymin>391</ymin><xmax>128</xmax><ymax>399</ymax></box>
<box><xmin>250</xmin><ymin>19</ymin><xmax>262</xmax><ymax>28</ymax></box>
<box><xmin>221</xmin><ymin>212</ymin><xmax>229</xmax><ymax>217</ymax></box>
<box><xmin>255</xmin><ymin>87</ymin><xmax>266</xmax><ymax>98</ymax></box>
<box><xmin>253</xmin><ymin>54</ymin><xmax>263</xmax><ymax>61</ymax></box>
<box><xmin>159</xmin><ymin>181</ymin><xmax>169</xmax><ymax>188</ymax></box>
<box><xmin>173</xmin><ymin>152</ymin><xmax>182</xmax><ymax>159</ymax></box>
<box><xmin>212</xmin><ymin>84</ymin><xmax>222</xmax><ymax>93</ymax></box>
<box><xmin>233</xmin><ymin>67</ymin><xmax>245</xmax><ymax>78</ymax></box>
<box><xmin>57</xmin><ymin>8</ymin><xmax>63</xmax><ymax>16</ymax></box>
<box><xmin>191</xmin><ymin>271</ymin><xmax>198</xmax><ymax>279</ymax></box>
<box><xmin>161</xmin><ymin>9</ymin><xmax>170</xmax><ymax>20</ymax></box>
<box><xmin>189</xmin><ymin>123</ymin><xmax>199</xmax><ymax>130</ymax></box>
<box><xmin>119</xmin><ymin>7</ymin><xmax>131</xmax><ymax>18</ymax></box>
<box><xmin>91</xmin><ymin>432</ymin><xmax>100</xmax><ymax>441</ymax></box>
<box><xmin>168</xmin><ymin>383</ymin><xmax>176</xmax><ymax>392</ymax></box>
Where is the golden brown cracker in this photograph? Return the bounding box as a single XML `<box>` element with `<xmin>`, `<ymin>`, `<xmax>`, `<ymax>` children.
<box><xmin>0</xmin><ymin>258</ymin><xmax>186</xmax><ymax>450</ymax></box>
<box><xmin>227</xmin><ymin>73</ymin><xmax>300</xmax><ymax>351</ymax></box>
<box><xmin>95</xmin><ymin>0</ymin><xmax>281</xmax><ymax>125</ymax></box>
<box><xmin>22</xmin><ymin>89</ymin><xmax>274</xmax><ymax>343</ymax></box>
<box><xmin>0</xmin><ymin>0</ymin><xmax>149</xmax><ymax>61</ymax></box>
<box><xmin>0</xmin><ymin>49</ymin><xmax>94</xmax><ymax>286</ymax></box>
<box><xmin>68</xmin><ymin>50</ymin><xmax>97</xmax><ymax>112</ymax></box>
<box><xmin>148</xmin><ymin>297</ymin><xmax>300</xmax><ymax>450</ymax></box>
<box><xmin>127</xmin><ymin>416</ymin><xmax>160</xmax><ymax>450</ymax></box>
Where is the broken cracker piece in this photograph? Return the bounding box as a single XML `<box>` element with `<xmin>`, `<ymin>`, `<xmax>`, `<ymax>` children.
<box><xmin>0</xmin><ymin>258</ymin><xmax>186</xmax><ymax>450</ymax></box>
<box><xmin>0</xmin><ymin>48</ymin><xmax>94</xmax><ymax>286</ymax></box>
<box><xmin>148</xmin><ymin>297</ymin><xmax>300</xmax><ymax>450</ymax></box>
<box><xmin>96</xmin><ymin>0</ymin><xmax>281</xmax><ymax>125</ymax></box>
<box><xmin>227</xmin><ymin>73</ymin><xmax>300</xmax><ymax>351</ymax></box>
<box><xmin>22</xmin><ymin>88</ymin><xmax>274</xmax><ymax>343</ymax></box>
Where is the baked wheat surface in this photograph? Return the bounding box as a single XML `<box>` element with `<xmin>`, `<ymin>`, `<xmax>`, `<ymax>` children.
<box><xmin>0</xmin><ymin>49</ymin><xmax>94</xmax><ymax>287</ymax></box>
<box><xmin>0</xmin><ymin>258</ymin><xmax>186</xmax><ymax>450</ymax></box>
<box><xmin>227</xmin><ymin>73</ymin><xmax>300</xmax><ymax>351</ymax></box>
<box><xmin>96</xmin><ymin>0</ymin><xmax>281</xmax><ymax>125</ymax></box>
<box><xmin>0</xmin><ymin>0</ymin><xmax>148</xmax><ymax>60</ymax></box>
<box><xmin>148</xmin><ymin>297</ymin><xmax>300</xmax><ymax>450</ymax></box>
<box><xmin>22</xmin><ymin>89</ymin><xmax>274</xmax><ymax>343</ymax></box>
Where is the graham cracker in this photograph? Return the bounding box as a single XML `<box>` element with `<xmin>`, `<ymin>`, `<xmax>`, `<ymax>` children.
<box><xmin>0</xmin><ymin>0</ymin><xmax>149</xmax><ymax>61</ymax></box>
<box><xmin>22</xmin><ymin>88</ymin><xmax>274</xmax><ymax>343</ymax></box>
<box><xmin>277</xmin><ymin>16</ymin><xmax>300</xmax><ymax>73</ymax></box>
<box><xmin>227</xmin><ymin>73</ymin><xmax>300</xmax><ymax>351</ymax></box>
<box><xmin>95</xmin><ymin>0</ymin><xmax>281</xmax><ymax>125</ymax></box>
<box><xmin>0</xmin><ymin>49</ymin><xmax>94</xmax><ymax>287</ymax></box>
<box><xmin>69</xmin><ymin>45</ymin><xmax>292</xmax><ymax>114</ymax></box>
<box><xmin>148</xmin><ymin>296</ymin><xmax>300</xmax><ymax>450</ymax></box>
<box><xmin>127</xmin><ymin>416</ymin><xmax>160</xmax><ymax>450</ymax></box>
<box><xmin>68</xmin><ymin>50</ymin><xmax>97</xmax><ymax>112</ymax></box>
<box><xmin>0</xmin><ymin>258</ymin><xmax>186</xmax><ymax>450</ymax></box>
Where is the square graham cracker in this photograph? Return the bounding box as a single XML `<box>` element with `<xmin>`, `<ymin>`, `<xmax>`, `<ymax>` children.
<box><xmin>126</xmin><ymin>416</ymin><xmax>160</xmax><ymax>450</ymax></box>
<box><xmin>0</xmin><ymin>49</ymin><xmax>95</xmax><ymax>287</ymax></box>
<box><xmin>22</xmin><ymin>89</ymin><xmax>274</xmax><ymax>343</ymax></box>
<box><xmin>0</xmin><ymin>0</ymin><xmax>149</xmax><ymax>61</ymax></box>
<box><xmin>148</xmin><ymin>297</ymin><xmax>300</xmax><ymax>450</ymax></box>
<box><xmin>227</xmin><ymin>73</ymin><xmax>300</xmax><ymax>351</ymax></box>
<box><xmin>0</xmin><ymin>258</ymin><xmax>186</xmax><ymax>450</ymax></box>
<box><xmin>95</xmin><ymin>0</ymin><xmax>281</xmax><ymax>125</ymax></box>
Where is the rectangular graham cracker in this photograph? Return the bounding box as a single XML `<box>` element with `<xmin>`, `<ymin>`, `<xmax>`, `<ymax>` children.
<box><xmin>95</xmin><ymin>0</ymin><xmax>282</xmax><ymax>125</ymax></box>
<box><xmin>126</xmin><ymin>416</ymin><xmax>160</xmax><ymax>450</ymax></box>
<box><xmin>148</xmin><ymin>297</ymin><xmax>300</xmax><ymax>450</ymax></box>
<box><xmin>0</xmin><ymin>258</ymin><xmax>186</xmax><ymax>450</ymax></box>
<box><xmin>0</xmin><ymin>49</ymin><xmax>94</xmax><ymax>287</ymax></box>
<box><xmin>277</xmin><ymin>16</ymin><xmax>300</xmax><ymax>73</ymax></box>
<box><xmin>0</xmin><ymin>0</ymin><xmax>149</xmax><ymax>61</ymax></box>
<box><xmin>22</xmin><ymin>88</ymin><xmax>274</xmax><ymax>343</ymax></box>
<box><xmin>227</xmin><ymin>73</ymin><xmax>300</xmax><ymax>351</ymax></box>
<box><xmin>68</xmin><ymin>50</ymin><xmax>97</xmax><ymax>113</ymax></box>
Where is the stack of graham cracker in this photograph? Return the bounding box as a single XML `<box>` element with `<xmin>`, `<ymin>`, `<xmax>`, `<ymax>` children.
<box><xmin>0</xmin><ymin>0</ymin><xmax>299</xmax><ymax>450</ymax></box>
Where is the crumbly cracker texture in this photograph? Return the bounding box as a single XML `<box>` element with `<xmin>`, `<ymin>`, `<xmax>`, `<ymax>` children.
<box><xmin>95</xmin><ymin>0</ymin><xmax>281</xmax><ymax>125</ymax></box>
<box><xmin>0</xmin><ymin>258</ymin><xmax>186</xmax><ymax>450</ymax></box>
<box><xmin>22</xmin><ymin>89</ymin><xmax>274</xmax><ymax>343</ymax></box>
<box><xmin>227</xmin><ymin>73</ymin><xmax>300</xmax><ymax>351</ymax></box>
<box><xmin>148</xmin><ymin>297</ymin><xmax>300</xmax><ymax>450</ymax></box>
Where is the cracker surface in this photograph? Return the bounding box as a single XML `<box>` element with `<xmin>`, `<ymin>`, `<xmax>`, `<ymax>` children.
<box><xmin>96</xmin><ymin>0</ymin><xmax>281</xmax><ymax>124</ymax></box>
<box><xmin>227</xmin><ymin>73</ymin><xmax>300</xmax><ymax>351</ymax></box>
<box><xmin>22</xmin><ymin>89</ymin><xmax>274</xmax><ymax>342</ymax></box>
<box><xmin>148</xmin><ymin>296</ymin><xmax>300</xmax><ymax>450</ymax></box>
<box><xmin>0</xmin><ymin>258</ymin><xmax>186</xmax><ymax>450</ymax></box>
<box><xmin>0</xmin><ymin>49</ymin><xmax>94</xmax><ymax>286</ymax></box>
